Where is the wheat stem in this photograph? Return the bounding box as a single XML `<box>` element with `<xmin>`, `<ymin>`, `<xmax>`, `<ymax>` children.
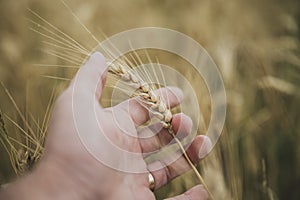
<box><xmin>169</xmin><ymin>128</ymin><xmax>214</xmax><ymax>200</ymax></box>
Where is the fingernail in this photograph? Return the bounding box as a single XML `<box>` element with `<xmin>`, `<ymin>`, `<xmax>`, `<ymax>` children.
<box><xmin>198</xmin><ymin>136</ymin><xmax>212</xmax><ymax>159</ymax></box>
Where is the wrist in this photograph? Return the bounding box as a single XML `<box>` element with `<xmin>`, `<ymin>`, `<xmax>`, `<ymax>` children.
<box><xmin>35</xmin><ymin>156</ymin><xmax>100</xmax><ymax>200</ymax></box>
<box><xmin>36</xmin><ymin>154</ymin><xmax>123</xmax><ymax>200</ymax></box>
<box><xmin>0</xmin><ymin>158</ymin><xmax>96</xmax><ymax>200</ymax></box>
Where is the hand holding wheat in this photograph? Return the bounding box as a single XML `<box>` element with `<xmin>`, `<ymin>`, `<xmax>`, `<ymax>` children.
<box><xmin>0</xmin><ymin>52</ymin><xmax>211</xmax><ymax>200</ymax></box>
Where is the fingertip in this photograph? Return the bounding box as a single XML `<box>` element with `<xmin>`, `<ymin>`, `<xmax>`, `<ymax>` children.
<box><xmin>172</xmin><ymin>113</ymin><xmax>193</xmax><ymax>138</ymax></box>
<box><xmin>89</xmin><ymin>51</ymin><xmax>106</xmax><ymax>64</ymax></box>
<box><xmin>85</xmin><ymin>51</ymin><xmax>107</xmax><ymax>75</ymax></box>
<box><xmin>197</xmin><ymin>135</ymin><xmax>212</xmax><ymax>159</ymax></box>
<box><xmin>68</xmin><ymin>51</ymin><xmax>109</xmax><ymax>101</ymax></box>
<box><xmin>185</xmin><ymin>135</ymin><xmax>212</xmax><ymax>164</ymax></box>
<box><xmin>165</xmin><ymin>185</ymin><xmax>208</xmax><ymax>200</ymax></box>
<box><xmin>167</xmin><ymin>86</ymin><xmax>183</xmax><ymax>103</ymax></box>
<box><xmin>185</xmin><ymin>185</ymin><xmax>208</xmax><ymax>200</ymax></box>
<box><xmin>79</xmin><ymin>51</ymin><xmax>108</xmax><ymax>98</ymax></box>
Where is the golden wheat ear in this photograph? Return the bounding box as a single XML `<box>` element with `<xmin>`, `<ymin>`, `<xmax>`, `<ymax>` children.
<box><xmin>0</xmin><ymin>109</ymin><xmax>18</xmax><ymax>175</ymax></box>
<box><xmin>0</xmin><ymin>82</ymin><xmax>56</xmax><ymax>176</ymax></box>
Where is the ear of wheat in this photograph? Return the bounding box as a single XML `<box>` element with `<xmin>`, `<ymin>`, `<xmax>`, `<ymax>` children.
<box><xmin>0</xmin><ymin>82</ymin><xmax>56</xmax><ymax>176</ymax></box>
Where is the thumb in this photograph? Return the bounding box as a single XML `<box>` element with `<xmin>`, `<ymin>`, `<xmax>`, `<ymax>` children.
<box><xmin>70</xmin><ymin>52</ymin><xmax>108</xmax><ymax>99</ymax></box>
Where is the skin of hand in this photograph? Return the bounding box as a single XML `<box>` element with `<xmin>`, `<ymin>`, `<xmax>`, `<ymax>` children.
<box><xmin>0</xmin><ymin>52</ymin><xmax>211</xmax><ymax>200</ymax></box>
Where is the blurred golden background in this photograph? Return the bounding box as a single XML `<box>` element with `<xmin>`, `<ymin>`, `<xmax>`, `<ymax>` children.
<box><xmin>0</xmin><ymin>0</ymin><xmax>299</xmax><ymax>199</ymax></box>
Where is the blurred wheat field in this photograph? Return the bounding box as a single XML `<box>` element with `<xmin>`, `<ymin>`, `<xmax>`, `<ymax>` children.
<box><xmin>0</xmin><ymin>0</ymin><xmax>299</xmax><ymax>199</ymax></box>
